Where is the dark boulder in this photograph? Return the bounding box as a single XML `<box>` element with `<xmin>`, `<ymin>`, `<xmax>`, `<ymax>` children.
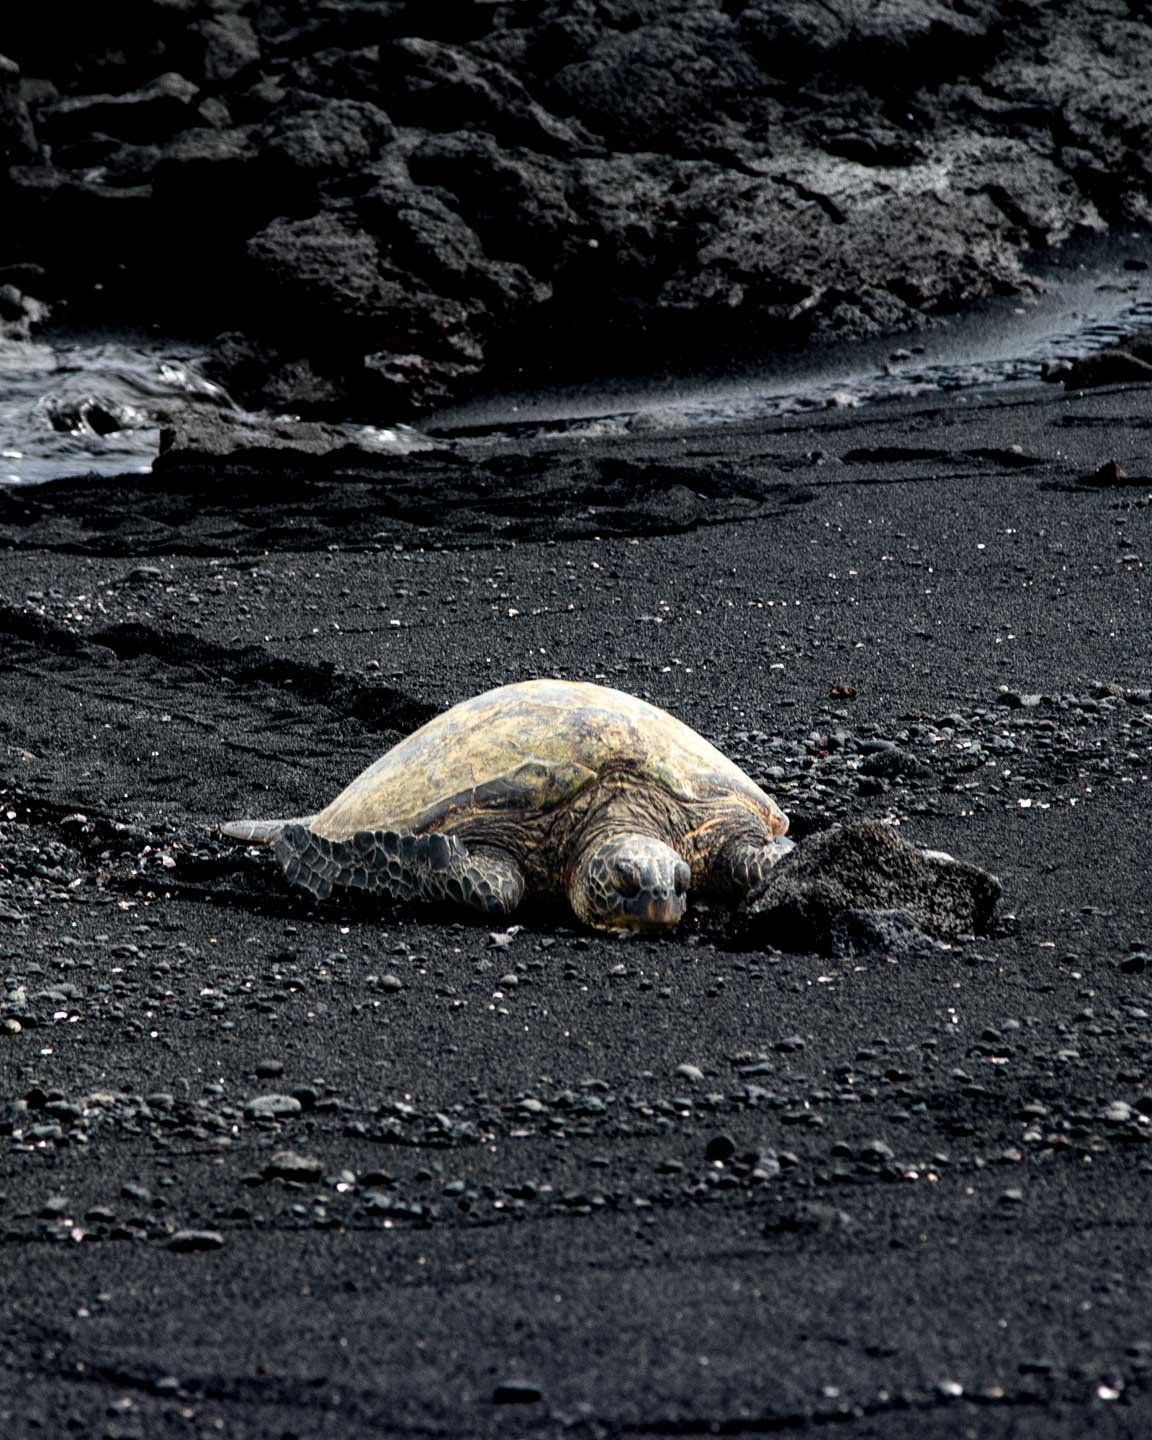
<box><xmin>545</xmin><ymin>15</ymin><xmax>765</xmax><ymax>150</ymax></box>
<box><xmin>258</xmin><ymin>97</ymin><xmax>395</xmax><ymax>184</ymax></box>
<box><xmin>192</xmin><ymin>12</ymin><xmax>262</xmax><ymax>86</ymax></box>
<box><xmin>741</xmin><ymin>820</ymin><xmax>1001</xmax><ymax>954</ymax></box>
<box><xmin>39</xmin><ymin>72</ymin><xmax>201</xmax><ymax>146</ymax></box>
<box><xmin>379</xmin><ymin>37</ymin><xmax>587</xmax><ymax>153</ymax></box>
<box><xmin>0</xmin><ymin>54</ymin><xmax>38</xmax><ymax>166</ymax></box>
<box><xmin>736</xmin><ymin>0</ymin><xmax>1002</xmax><ymax>79</ymax></box>
<box><xmin>356</xmin><ymin>180</ymin><xmax>548</xmax><ymax>318</ymax></box>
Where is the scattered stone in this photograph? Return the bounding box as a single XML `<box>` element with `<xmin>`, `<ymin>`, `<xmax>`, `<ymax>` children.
<box><xmin>124</xmin><ymin>565</ymin><xmax>164</xmax><ymax>585</ymax></box>
<box><xmin>764</xmin><ymin>1202</ymin><xmax>854</xmax><ymax>1235</ymax></box>
<box><xmin>244</xmin><ymin>1094</ymin><xmax>302</xmax><ymax>1119</ymax></box>
<box><xmin>264</xmin><ymin>1151</ymin><xmax>324</xmax><ymax>1182</ymax></box>
<box><xmin>168</xmin><ymin>1230</ymin><xmax>225</xmax><ymax>1252</ymax></box>
<box><xmin>492</xmin><ymin>1379</ymin><xmax>543</xmax><ymax>1405</ymax></box>
<box><xmin>1085</xmin><ymin>460</ymin><xmax>1132</xmax><ymax>486</ymax></box>
<box><xmin>859</xmin><ymin>747</ymin><xmax>931</xmax><ymax>779</ymax></box>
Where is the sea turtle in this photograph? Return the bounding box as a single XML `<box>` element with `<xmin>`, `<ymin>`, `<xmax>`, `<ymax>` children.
<box><xmin>221</xmin><ymin>679</ymin><xmax>791</xmax><ymax>931</ymax></box>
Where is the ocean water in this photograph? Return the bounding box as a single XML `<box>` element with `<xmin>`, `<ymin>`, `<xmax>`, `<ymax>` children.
<box><xmin>0</xmin><ymin>335</ymin><xmax>232</xmax><ymax>486</ymax></box>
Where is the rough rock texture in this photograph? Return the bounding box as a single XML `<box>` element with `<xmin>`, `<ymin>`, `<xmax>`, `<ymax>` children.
<box><xmin>1057</xmin><ymin>325</ymin><xmax>1152</xmax><ymax>388</ymax></box>
<box><xmin>0</xmin><ymin>282</ymin><xmax>49</xmax><ymax>340</ymax></box>
<box><xmin>3</xmin><ymin>2</ymin><xmax>1152</xmax><ymax>411</ymax></box>
<box><xmin>742</xmin><ymin>820</ymin><xmax>1001</xmax><ymax>953</ymax></box>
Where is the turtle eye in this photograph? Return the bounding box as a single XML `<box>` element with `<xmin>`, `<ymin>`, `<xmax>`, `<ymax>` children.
<box><xmin>674</xmin><ymin>862</ymin><xmax>690</xmax><ymax>896</ymax></box>
<box><xmin>614</xmin><ymin>859</ymin><xmax>642</xmax><ymax>898</ymax></box>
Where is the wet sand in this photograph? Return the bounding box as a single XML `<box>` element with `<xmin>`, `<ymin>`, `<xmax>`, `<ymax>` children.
<box><xmin>2</xmin><ymin>376</ymin><xmax>1151</xmax><ymax>1436</ymax></box>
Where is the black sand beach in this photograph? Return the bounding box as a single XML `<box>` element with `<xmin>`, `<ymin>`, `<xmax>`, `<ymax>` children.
<box><xmin>3</xmin><ymin>377</ymin><xmax>1152</xmax><ymax>1437</ymax></box>
<box><xmin>4</xmin><ymin>2</ymin><xmax>1152</xmax><ymax>1435</ymax></box>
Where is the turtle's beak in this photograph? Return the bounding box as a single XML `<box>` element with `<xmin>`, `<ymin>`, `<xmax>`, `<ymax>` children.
<box><xmin>613</xmin><ymin>892</ymin><xmax>687</xmax><ymax>932</ymax></box>
<box><xmin>648</xmin><ymin>894</ymin><xmax>686</xmax><ymax>928</ymax></box>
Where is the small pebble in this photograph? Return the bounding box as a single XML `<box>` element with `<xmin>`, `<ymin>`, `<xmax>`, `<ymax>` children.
<box><xmin>492</xmin><ymin>1379</ymin><xmax>543</xmax><ymax>1404</ymax></box>
<box><xmin>705</xmin><ymin>1134</ymin><xmax>736</xmax><ymax>1163</ymax></box>
<box><xmin>765</xmin><ymin>1202</ymin><xmax>853</xmax><ymax>1233</ymax></box>
<box><xmin>168</xmin><ymin>1230</ymin><xmax>225</xmax><ymax>1252</ymax></box>
<box><xmin>244</xmin><ymin>1094</ymin><xmax>302</xmax><ymax>1119</ymax></box>
<box><xmin>264</xmin><ymin>1150</ymin><xmax>324</xmax><ymax>1182</ymax></box>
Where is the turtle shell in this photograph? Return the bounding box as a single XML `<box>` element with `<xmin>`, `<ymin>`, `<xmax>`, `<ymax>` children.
<box><xmin>308</xmin><ymin>679</ymin><xmax>785</xmax><ymax>840</ymax></box>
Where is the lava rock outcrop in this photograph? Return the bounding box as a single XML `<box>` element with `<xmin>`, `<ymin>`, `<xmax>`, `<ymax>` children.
<box><xmin>3</xmin><ymin>2</ymin><xmax>1152</xmax><ymax>413</ymax></box>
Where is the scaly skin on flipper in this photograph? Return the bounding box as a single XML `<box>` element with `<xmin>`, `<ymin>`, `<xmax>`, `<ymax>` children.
<box><xmin>274</xmin><ymin>823</ymin><xmax>525</xmax><ymax>914</ymax></box>
<box><xmin>709</xmin><ymin>834</ymin><xmax>796</xmax><ymax>897</ymax></box>
<box><xmin>221</xmin><ymin>679</ymin><xmax>790</xmax><ymax>930</ymax></box>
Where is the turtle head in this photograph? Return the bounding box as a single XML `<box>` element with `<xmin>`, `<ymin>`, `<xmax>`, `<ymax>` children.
<box><xmin>569</xmin><ymin>834</ymin><xmax>691</xmax><ymax>932</ymax></box>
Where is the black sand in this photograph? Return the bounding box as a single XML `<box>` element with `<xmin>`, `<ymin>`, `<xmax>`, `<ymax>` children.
<box><xmin>2</xmin><ymin>377</ymin><xmax>1151</xmax><ymax>1436</ymax></box>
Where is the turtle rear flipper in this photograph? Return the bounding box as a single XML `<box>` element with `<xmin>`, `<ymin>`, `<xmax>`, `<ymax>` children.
<box><xmin>274</xmin><ymin>823</ymin><xmax>525</xmax><ymax>915</ymax></box>
<box><xmin>219</xmin><ymin>816</ymin><xmax>315</xmax><ymax>845</ymax></box>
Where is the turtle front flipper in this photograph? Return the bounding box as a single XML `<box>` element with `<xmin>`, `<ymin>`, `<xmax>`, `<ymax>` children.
<box><xmin>220</xmin><ymin>816</ymin><xmax>316</xmax><ymax>845</ymax></box>
<box><xmin>709</xmin><ymin>836</ymin><xmax>795</xmax><ymax>898</ymax></box>
<box><xmin>274</xmin><ymin>824</ymin><xmax>525</xmax><ymax>916</ymax></box>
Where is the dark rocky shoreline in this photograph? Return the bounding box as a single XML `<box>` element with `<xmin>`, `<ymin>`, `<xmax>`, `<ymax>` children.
<box><xmin>4</xmin><ymin>1</ymin><xmax>1152</xmax><ymax>414</ymax></box>
<box><xmin>3</xmin><ymin>375</ymin><xmax>1152</xmax><ymax>1436</ymax></box>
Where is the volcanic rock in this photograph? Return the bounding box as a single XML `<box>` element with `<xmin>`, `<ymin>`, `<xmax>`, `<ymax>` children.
<box><xmin>742</xmin><ymin>821</ymin><xmax>1001</xmax><ymax>953</ymax></box>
